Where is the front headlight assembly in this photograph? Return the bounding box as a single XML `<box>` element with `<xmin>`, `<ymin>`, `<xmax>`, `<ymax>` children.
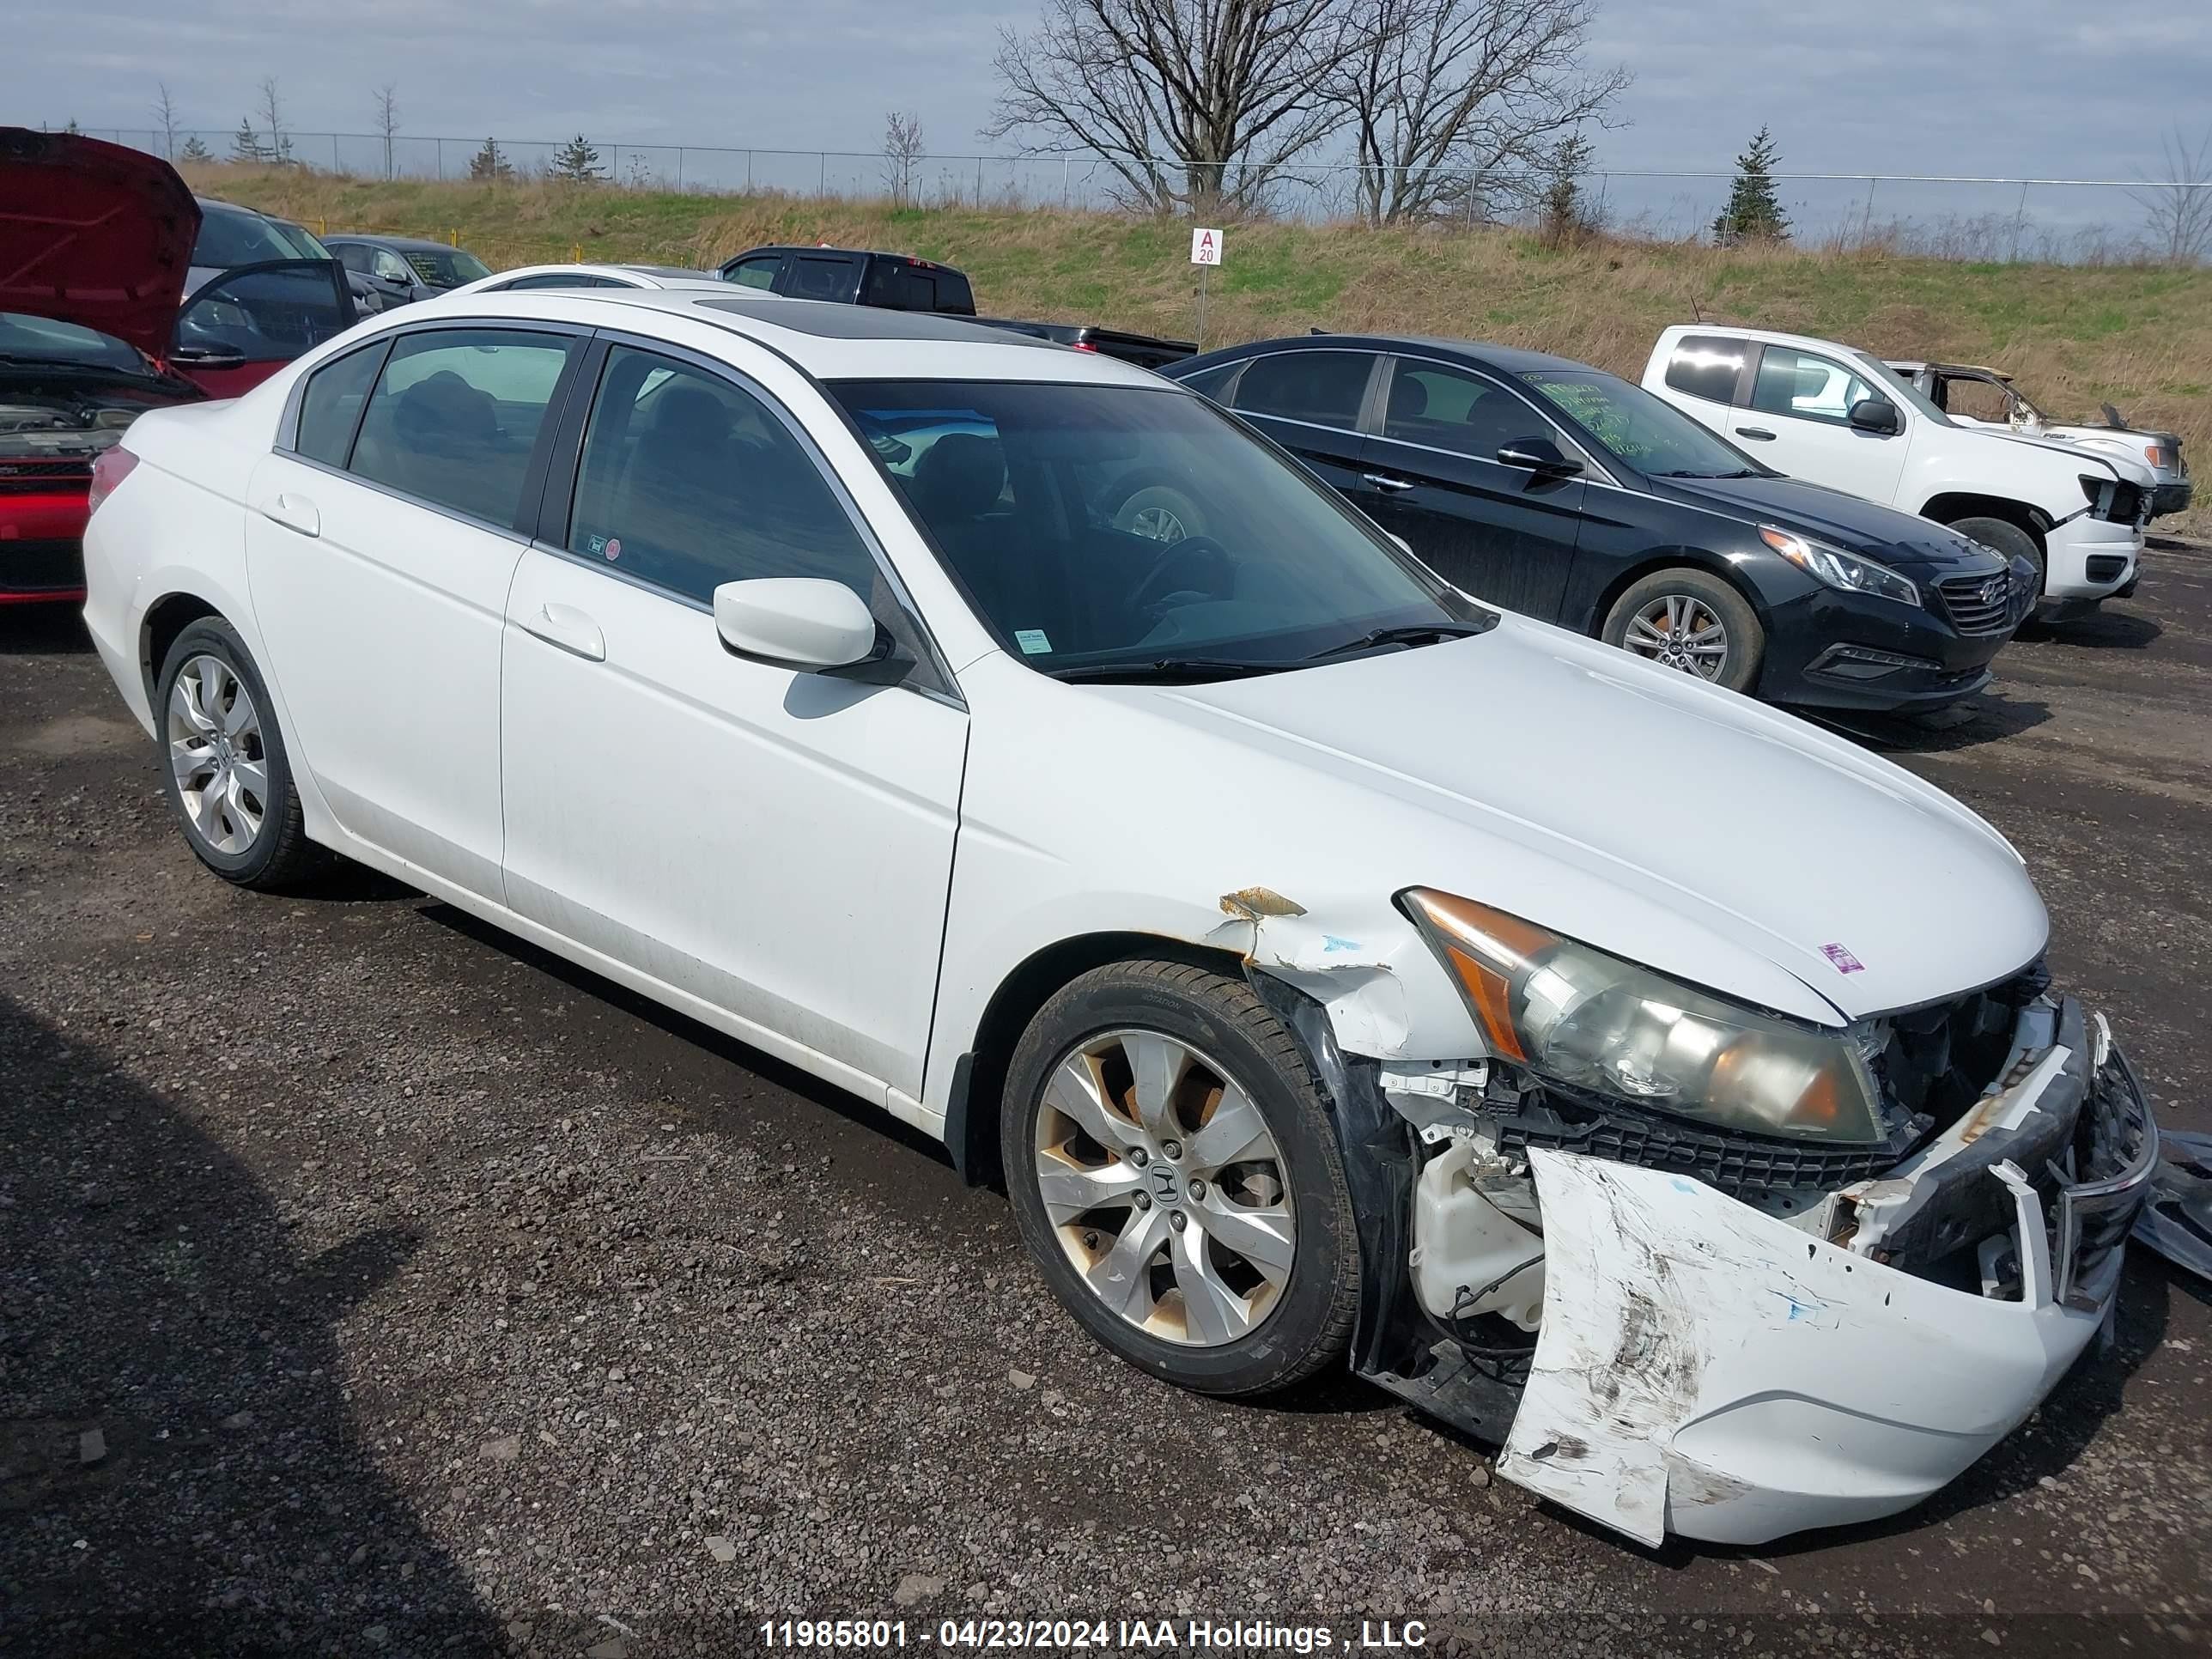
<box><xmin>1402</xmin><ymin>889</ymin><xmax>1886</xmax><ymax>1143</ymax></box>
<box><xmin>1759</xmin><ymin>526</ymin><xmax>1921</xmax><ymax>608</ymax></box>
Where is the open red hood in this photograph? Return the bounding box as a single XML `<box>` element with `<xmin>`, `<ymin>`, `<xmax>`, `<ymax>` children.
<box><xmin>0</xmin><ymin>127</ymin><xmax>201</xmax><ymax>361</ymax></box>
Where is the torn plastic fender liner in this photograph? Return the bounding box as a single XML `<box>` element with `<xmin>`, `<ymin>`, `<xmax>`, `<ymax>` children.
<box><xmin>1498</xmin><ymin>1149</ymin><xmax>2128</xmax><ymax>1547</ymax></box>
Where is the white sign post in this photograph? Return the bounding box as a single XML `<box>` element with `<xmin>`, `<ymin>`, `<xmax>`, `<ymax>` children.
<box><xmin>1189</xmin><ymin>227</ymin><xmax>1224</xmax><ymax>351</ymax></box>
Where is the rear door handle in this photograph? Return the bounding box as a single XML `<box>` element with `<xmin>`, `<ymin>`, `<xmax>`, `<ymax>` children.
<box><xmin>520</xmin><ymin>603</ymin><xmax>605</xmax><ymax>663</ymax></box>
<box><xmin>1734</xmin><ymin>427</ymin><xmax>1778</xmax><ymax>441</ymax></box>
<box><xmin>1361</xmin><ymin>473</ymin><xmax>1416</xmax><ymax>492</ymax></box>
<box><xmin>257</xmin><ymin>492</ymin><xmax>320</xmax><ymax>537</ymax></box>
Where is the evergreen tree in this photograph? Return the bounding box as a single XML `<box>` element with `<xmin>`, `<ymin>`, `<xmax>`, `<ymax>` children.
<box><xmin>62</xmin><ymin>118</ymin><xmax>82</xmax><ymax>135</ymax></box>
<box><xmin>468</xmin><ymin>137</ymin><xmax>515</xmax><ymax>182</ymax></box>
<box><xmin>550</xmin><ymin>135</ymin><xmax>602</xmax><ymax>184</ymax></box>
<box><xmin>179</xmin><ymin>136</ymin><xmax>214</xmax><ymax>164</ymax></box>
<box><xmin>230</xmin><ymin>117</ymin><xmax>267</xmax><ymax>164</ymax></box>
<box><xmin>1540</xmin><ymin>131</ymin><xmax>1597</xmax><ymax>246</ymax></box>
<box><xmin>1712</xmin><ymin>125</ymin><xmax>1790</xmax><ymax>244</ymax></box>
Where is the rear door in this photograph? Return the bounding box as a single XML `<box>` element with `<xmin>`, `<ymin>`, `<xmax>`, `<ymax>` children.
<box><xmin>1358</xmin><ymin>356</ymin><xmax>1586</xmax><ymax>617</ymax></box>
<box><xmin>172</xmin><ymin>260</ymin><xmax>357</xmax><ymax>396</ymax></box>
<box><xmin>1221</xmin><ymin>347</ymin><xmax>1385</xmax><ymax>520</ymax></box>
<box><xmin>1738</xmin><ymin>342</ymin><xmax>1911</xmax><ymax>506</ymax></box>
<box><xmin>245</xmin><ymin>324</ymin><xmax>582</xmax><ymax>896</ymax></box>
<box><xmin>1654</xmin><ymin>333</ymin><xmax>1754</xmax><ymax>438</ymax></box>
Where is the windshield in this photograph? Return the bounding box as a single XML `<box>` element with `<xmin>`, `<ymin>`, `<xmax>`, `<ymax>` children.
<box><xmin>1520</xmin><ymin>369</ymin><xmax>1763</xmax><ymax>479</ymax></box>
<box><xmin>0</xmin><ymin>313</ymin><xmax>144</xmax><ymax>371</ymax></box>
<box><xmin>1854</xmin><ymin>353</ymin><xmax>1952</xmax><ymax>426</ymax></box>
<box><xmin>829</xmin><ymin>380</ymin><xmax>1486</xmax><ymax>677</ymax></box>
<box><xmin>408</xmin><ymin>247</ymin><xmax>493</xmax><ymax>286</ymax></box>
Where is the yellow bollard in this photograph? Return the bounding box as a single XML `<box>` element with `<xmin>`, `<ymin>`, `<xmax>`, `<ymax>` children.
<box><xmin>571</xmin><ymin>244</ymin><xmax>582</xmax><ymax>264</ymax></box>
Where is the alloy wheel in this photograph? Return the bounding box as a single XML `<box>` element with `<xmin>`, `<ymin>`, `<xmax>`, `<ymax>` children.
<box><xmin>167</xmin><ymin>654</ymin><xmax>269</xmax><ymax>856</ymax></box>
<box><xmin>1127</xmin><ymin>504</ymin><xmax>1189</xmax><ymax>543</ymax></box>
<box><xmin>1033</xmin><ymin>1029</ymin><xmax>1295</xmax><ymax>1346</ymax></box>
<box><xmin>1624</xmin><ymin>592</ymin><xmax>1730</xmax><ymax>678</ymax></box>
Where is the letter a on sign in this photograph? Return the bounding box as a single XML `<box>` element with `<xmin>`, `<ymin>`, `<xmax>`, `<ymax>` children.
<box><xmin>1190</xmin><ymin>228</ymin><xmax>1224</xmax><ymax>266</ymax></box>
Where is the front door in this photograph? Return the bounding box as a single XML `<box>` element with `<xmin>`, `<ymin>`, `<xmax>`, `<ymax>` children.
<box><xmin>499</xmin><ymin>340</ymin><xmax>966</xmax><ymax>1102</ymax></box>
<box><xmin>1738</xmin><ymin>343</ymin><xmax>1911</xmax><ymax>507</ymax></box>
<box><xmin>1358</xmin><ymin>357</ymin><xmax>1585</xmax><ymax>617</ymax></box>
<box><xmin>245</xmin><ymin>324</ymin><xmax>581</xmax><ymax>896</ymax></box>
<box><xmin>172</xmin><ymin>260</ymin><xmax>356</xmax><ymax>397</ymax></box>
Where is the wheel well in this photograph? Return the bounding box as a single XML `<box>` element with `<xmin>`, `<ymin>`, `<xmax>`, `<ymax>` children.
<box><xmin>945</xmin><ymin>931</ymin><xmax>1244</xmax><ymax>1189</ymax></box>
<box><xmin>1917</xmin><ymin>494</ymin><xmax>2048</xmax><ymax>549</ymax></box>
<box><xmin>1584</xmin><ymin>550</ymin><xmax>1766</xmax><ymax>638</ymax></box>
<box><xmin>141</xmin><ymin>593</ymin><xmax>222</xmax><ymax>702</ymax></box>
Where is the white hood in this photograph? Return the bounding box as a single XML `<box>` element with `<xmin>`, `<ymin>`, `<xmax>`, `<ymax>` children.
<box><xmin>1063</xmin><ymin>617</ymin><xmax>2048</xmax><ymax>1025</ymax></box>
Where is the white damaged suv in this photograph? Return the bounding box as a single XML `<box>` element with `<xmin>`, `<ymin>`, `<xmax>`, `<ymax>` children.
<box><xmin>1644</xmin><ymin>325</ymin><xmax>2154</xmax><ymax>620</ymax></box>
<box><xmin>81</xmin><ymin>287</ymin><xmax>2160</xmax><ymax>1547</ymax></box>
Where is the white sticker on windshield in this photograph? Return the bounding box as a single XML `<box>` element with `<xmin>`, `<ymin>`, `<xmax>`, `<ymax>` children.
<box><xmin>1014</xmin><ymin>629</ymin><xmax>1053</xmax><ymax>655</ymax></box>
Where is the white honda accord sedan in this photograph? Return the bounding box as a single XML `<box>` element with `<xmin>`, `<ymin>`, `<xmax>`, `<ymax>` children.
<box><xmin>81</xmin><ymin>287</ymin><xmax>2158</xmax><ymax>1547</ymax></box>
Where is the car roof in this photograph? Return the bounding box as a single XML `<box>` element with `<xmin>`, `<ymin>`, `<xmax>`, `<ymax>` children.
<box><xmin>386</xmin><ymin>286</ymin><xmax>1164</xmax><ymax>386</ymax></box>
<box><xmin>1190</xmin><ymin>333</ymin><xmax>1605</xmax><ymax>378</ymax></box>
<box><xmin>1661</xmin><ymin>321</ymin><xmax>1879</xmax><ymax>359</ymax></box>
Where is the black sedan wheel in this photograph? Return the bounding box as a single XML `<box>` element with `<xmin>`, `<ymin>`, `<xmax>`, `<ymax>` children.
<box><xmin>1603</xmin><ymin>568</ymin><xmax>1764</xmax><ymax>693</ymax></box>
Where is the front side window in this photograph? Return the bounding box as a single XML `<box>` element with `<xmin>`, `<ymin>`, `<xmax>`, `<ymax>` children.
<box><xmin>567</xmin><ymin>346</ymin><xmax>878</xmax><ymax>605</ymax></box>
<box><xmin>294</xmin><ymin>343</ymin><xmax>386</xmax><ymax>466</ymax></box>
<box><xmin>1382</xmin><ymin>362</ymin><xmax>1554</xmax><ymax>458</ymax></box>
<box><xmin>348</xmin><ymin>329</ymin><xmax>574</xmax><ymax>526</ymax></box>
<box><xmin>1231</xmin><ymin>349</ymin><xmax>1374</xmax><ymax>430</ymax></box>
<box><xmin>373</xmin><ymin>250</ymin><xmax>415</xmax><ymax>285</ymax></box>
<box><xmin>1522</xmin><ymin>369</ymin><xmax>1760</xmax><ymax>480</ymax></box>
<box><xmin>830</xmin><ymin>380</ymin><xmax>1483</xmax><ymax>676</ymax></box>
<box><xmin>1664</xmin><ymin>335</ymin><xmax>1752</xmax><ymax>404</ymax></box>
<box><xmin>726</xmin><ymin>255</ymin><xmax>782</xmax><ymax>291</ymax></box>
<box><xmin>1750</xmin><ymin>346</ymin><xmax>1887</xmax><ymax>428</ymax></box>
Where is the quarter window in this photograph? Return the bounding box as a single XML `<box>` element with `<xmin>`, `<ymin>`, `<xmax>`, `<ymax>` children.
<box><xmin>294</xmin><ymin>343</ymin><xmax>386</xmax><ymax>467</ymax></box>
<box><xmin>348</xmin><ymin>329</ymin><xmax>574</xmax><ymax>526</ymax></box>
<box><xmin>566</xmin><ymin>346</ymin><xmax>878</xmax><ymax>605</ymax></box>
<box><xmin>1750</xmin><ymin>346</ymin><xmax>1888</xmax><ymax>427</ymax></box>
<box><xmin>1231</xmin><ymin>350</ymin><xmax>1374</xmax><ymax>430</ymax></box>
<box><xmin>1664</xmin><ymin>336</ymin><xmax>1752</xmax><ymax>404</ymax></box>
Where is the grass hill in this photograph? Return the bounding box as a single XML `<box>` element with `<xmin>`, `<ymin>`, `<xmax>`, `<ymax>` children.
<box><xmin>187</xmin><ymin>165</ymin><xmax>2209</xmax><ymax>532</ymax></box>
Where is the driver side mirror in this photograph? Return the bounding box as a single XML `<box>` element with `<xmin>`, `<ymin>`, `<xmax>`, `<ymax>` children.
<box><xmin>1848</xmin><ymin>398</ymin><xmax>1904</xmax><ymax>436</ymax></box>
<box><xmin>1495</xmin><ymin>436</ymin><xmax>1584</xmax><ymax>477</ymax></box>
<box><xmin>714</xmin><ymin>578</ymin><xmax>882</xmax><ymax>672</ymax></box>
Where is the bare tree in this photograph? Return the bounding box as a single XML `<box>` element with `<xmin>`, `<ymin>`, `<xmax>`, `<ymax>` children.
<box><xmin>2133</xmin><ymin>125</ymin><xmax>2212</xmax><ymax>267</ymax></box>
<box><xmin>883</xmin><ymin>111</ymin><xmax>927</xmax><ymax>208</ymax></box>
<box><xmin>985</xmin><ymin>0</ymin><xmax>1351</xmax><ymax>215</ymax></box>
<box><xmin>374</xmin><ymin>84</ymin><xmax>400</xmax><ymax>179</ymax></box>
<box><xmin>1325</xmin><ymin>0</ymin><xmax>1627</xmax><ymax>225</ymax></box>
<box><xmin>153</xmin><ymin>82</ymin><xmax>180</xmax><ymax>160</ymax></box>
<box><xmin>255</xmin><ymin>76</ymin><xmax>294</xmax><ymax>167</ymax></box>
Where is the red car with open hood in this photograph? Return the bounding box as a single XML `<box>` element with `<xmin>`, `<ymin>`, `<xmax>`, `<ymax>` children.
<box><xmin>1</xmin><ymin>127</ymin><xmax>210</xmax><ymax>604</ymax></box>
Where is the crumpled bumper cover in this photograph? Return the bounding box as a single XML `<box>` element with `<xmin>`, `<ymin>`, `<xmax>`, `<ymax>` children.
<box><xmin>1495</xmin><ymin>1007</ymin><xmax>2159</xmax><ymax>1546</ymax></box>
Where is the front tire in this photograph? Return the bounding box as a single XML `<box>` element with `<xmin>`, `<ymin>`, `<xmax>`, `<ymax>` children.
<box><xmin>1946</xmin><ymin>515</ymin><xmax>2045</xmax><ymax>598</ymax></box>
<box><xmin>1000</xmin><ymin>960</ymin><xmax>1359</xmax><ymax>1397</ymax></box>
<box><xmin>155</xmin><ymin>619</ymin><xmax>327</xmax><ymax>890</ymax></box>
<box><xmin>1601</xmin><ymin>567</ymin><xmax>1764</xmax><ymax>692</ymax></box>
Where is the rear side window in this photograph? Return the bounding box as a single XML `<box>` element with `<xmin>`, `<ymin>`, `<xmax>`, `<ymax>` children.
<box><xmin>864</xmin><ymin>263</ymin><xmax>949</xmax><ymax>313</ymax></box>
<box><xmin>566</xmin><ymin>345</ymin><xmax>878</xmax><ymax>605</ymax></box>
<box><xmin>348</xmin><ymin>329</ymin><xmax>574</xmax><ymax>526</ymax></box>
<box><xmin>332</xmin><ymin>244</ymin><xmax>373</xmax><ymax>274</ymax></box>
<box><xmin>1663</xmin><ymin>336</ymin><xmax>1752</xmax><ymax>404</ymax></box>
<box><xmin>1231</xmin><ymin>350</ymin><xmax>1374</xmax><ymax>430</ymax></box>
<box><xmin>497</xmin><ymin>273</ymin><xmax>616</xmax><ymax>291</ymax></box>
<box><xmin>1178</xmin><ymin>362</ymin><xmax>1238</xmax><ymax>402</ymax></box>
<box><xmin>294</xmin><ymin>343</ymin><xmax>386</xmax><ymax>467</ymax></box>
<box><xmin>786</xmin><ymin>256</ymin><xmax>860</xmax><ymax>302</ymax></box>
<box><xmin>1382</xmin><ymin>362</ymin><xmax>1546</xmax><ymax>457</ymax></box>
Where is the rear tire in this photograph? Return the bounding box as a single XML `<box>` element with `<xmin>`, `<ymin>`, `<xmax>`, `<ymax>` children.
<box><xmin>155</xmin><ymin>619</ymin><xmax>328</xmax><ymax>890</ymax></box>
<box><xmin>1601</xmin><ymin>567</ymin><xmax>1764</xmax><ymax>692</ymax></box>
<box><xmin>1000</xmin><ymin>960</ymin><xmax>1359</xmax><ymax>1397</ymax></box>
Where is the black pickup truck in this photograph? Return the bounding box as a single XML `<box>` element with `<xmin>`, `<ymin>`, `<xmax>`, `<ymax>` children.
<box><xmin>716</xmin><ymin>245</ymin><xmax>1195</xmax><ymax>371</ymax></box>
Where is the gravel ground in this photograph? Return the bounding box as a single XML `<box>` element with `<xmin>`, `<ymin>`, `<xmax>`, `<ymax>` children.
<box><xmin>3</xmin><ymin>547</ymin><xmax>2209</xmax><ymax>1659</ymax></box>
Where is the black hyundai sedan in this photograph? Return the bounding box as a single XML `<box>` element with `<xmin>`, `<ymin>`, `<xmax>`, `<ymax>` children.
<box><xmin>1161</xmin><ymin>336</ymin><xmax>2035</xmax><ymax>712</ymax></box>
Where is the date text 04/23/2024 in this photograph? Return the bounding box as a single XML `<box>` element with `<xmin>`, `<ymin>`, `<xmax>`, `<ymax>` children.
<box><xmin>757</xmin><ymin>1619</ymin><xmax>1431</xmax><ymax>1650</ymax></box>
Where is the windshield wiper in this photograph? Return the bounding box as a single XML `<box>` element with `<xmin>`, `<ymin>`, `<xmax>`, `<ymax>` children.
<box><xmin>1657</xmin><ymin>467</ymin><xmax>1759</xmax><ymax>479</ymax></box>
<box><xmin>1048</xmin><ymin>656</ymin><xmax>1299</xmax><ymax>684</ymax></box>
<box><xmin>1303</xmin><ymin>622</ymin><xmax>1491</xmax><ymax>663</ymax></box>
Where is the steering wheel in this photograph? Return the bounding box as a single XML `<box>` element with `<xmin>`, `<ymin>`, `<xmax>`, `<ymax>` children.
<box><xmin>1130</xmin><ymin>534</ymin><xmax>1235</xmax><ymax>620</ymax></box>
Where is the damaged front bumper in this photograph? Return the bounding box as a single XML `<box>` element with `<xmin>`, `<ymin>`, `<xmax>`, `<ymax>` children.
<box><xmin>1286</xmin><ymin>982</ymin><xmax>2161</xmax><ymax>1548</ymax></box>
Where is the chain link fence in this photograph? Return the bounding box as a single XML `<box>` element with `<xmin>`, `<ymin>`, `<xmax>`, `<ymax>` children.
<box><xmin>66</xmin><ymin>125</ymin><xmax>2210</xmax><ymax>263</ymax></box>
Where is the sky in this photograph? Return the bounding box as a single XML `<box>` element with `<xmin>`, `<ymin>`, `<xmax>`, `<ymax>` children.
<box><xmin>8</xmin><ymin>0</ymin><xmax>2208</xmax><ymax>192</ymax></box>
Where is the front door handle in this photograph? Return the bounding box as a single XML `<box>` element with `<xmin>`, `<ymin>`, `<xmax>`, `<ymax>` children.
<box><xmin>520</xmin><ymin>603</ymin><xmax>605</xmax><ymax>663</ymax></box>
<box><xmin>1734</xmin><ymin>427</ymin><xmax>1778</xmax><ymax>441</ymax></box>
<box><xmin>257</xmin><ymin>492</ymin><xmax>320</xmax><ymax>537</ymax></box>
<box><xmin>1361</xmin><ymin>472</ymin><xmax>1416</xmax><ymax>492</ymax></box>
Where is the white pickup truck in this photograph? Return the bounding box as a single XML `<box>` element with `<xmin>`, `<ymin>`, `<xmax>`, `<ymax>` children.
<box><xmin>1643</xmin><ymin>325</ymin><xmax>2154</xmax><ymax>619</ymax></box>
